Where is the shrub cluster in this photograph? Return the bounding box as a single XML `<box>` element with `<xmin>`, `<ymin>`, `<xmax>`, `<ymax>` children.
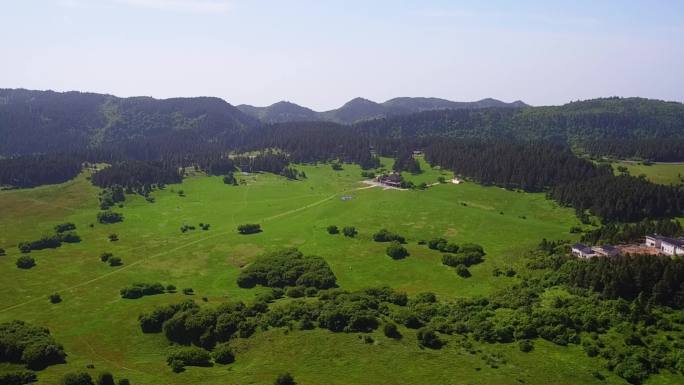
<box><xmin>17</xmin><ymin>232</ymin><xmax>81</xmax><ymax>253</ymax></box>
<box><xmin>372</xmin><ymin>229</ymin><xmax>405</xmax><ymax>243</ymax></box>
<box><xmin>97</xmin><ymin>211</ymin><xmax>123</xmax><ymax>224</ymax></box>
<box><xmin>0</xmin><ymin>320</ymin><xmax>66</xmax><ymax>370</ymax></box>
<box><xmin>386</xmin><ymin>242</ymin><xmax>409</xmax><ymax>260</ymax></box>
<box><xmin>120</xmin><ymin>283</ymin><xmax>166</xmax><ymax>299</ymax></box>
<box><xmin>427</xmin><ymin>238</ymin><xmax>460</xmax><ymax>253</ymax></box>
<box><xmin>342</xmin><ymin>226</ymin><xmax>357</xmax><ymax>237</ymax></box>
<box><xmin>15</xmin><ymin>256</ymin><xmax>36</xmax><ymax>269</ymax></box>
<box><xmin>237</xmin><ymin>248</ymin><xmax>336</xmax><ymax>290</ymax></box>
<box><xmin>237</xmin><ymin>223</ymin><xmax>261</xmax><ymax>234</ymax></box>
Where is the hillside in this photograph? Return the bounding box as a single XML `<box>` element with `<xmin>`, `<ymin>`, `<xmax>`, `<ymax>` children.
<box><xmin>236</xmin><ymin>101</ymin><xmax>319</xmax><ymax>123</ymax></box>
<box><xmin>0</xmin><ymin>89</ymin><xmax>258</xmax><ymax>156</ymax></box>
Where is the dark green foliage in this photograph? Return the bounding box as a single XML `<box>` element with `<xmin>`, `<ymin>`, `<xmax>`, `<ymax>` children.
<box><xmin>331</xmin><ymin>163</ymin><xmax>343</xmax><ymax>171</ymax></box>
<box><xmin>108</xmin><ymin>257</ymin><xmax>122</xmax><ymax>266</ymax></box>
<box><xmin>97</xmin><ymin>211</ymin><xmax>123</xmax><ymax>224</ymax></box>
<box><xmin>120</xmin><ymin>283</ymin><xmax>165</xmax><ymax>299</ymax></box>
<box><xmin>100</xmin><ymin>252</ymin><xmax>113</xmax><ymax>262</ymax></box>
<box><xmin>393</xmin><ymin>151</ymin><xmax>421</xmax><ymax>174</ymax></box>
<box><xmin>49</xmin><ymin>293</ymin><xmax>62</xmax><ymax>304</ymax></box>
<box><xmin>138</xmin><ymin>300</ymin><xmax>199</xmax><ymax>333</ymax></box>
<box><xmin>59</xmin><ymin>372</ymin><xmax>94</xmax><ymax>385</ymax></box>
<box><xmin>0</xmin><ymin>248</ymin><xmax>5</xmax><ymax>256</ymax></box>
<box><xmin>0</xmin><ymin>370</ymin><xmax>37</xmax><ymax>385</ymax></box>
<box><xmin>280</xmin><ymin>166</ymin><xmax>300</xmax><ymax>180</ymax></box>
<box><xmin>212</xmin><ymin>343</ymin><xmax>235</xmax><ymax>364</ymax></box>
<box><xmin>286</xmin><ymin>286</ymin><xmax>305</xmax><ymax>298</ymax></box>
<box><xmin>383</xmin><ymin>322</ymin><xmax>401</xmax><ymax>339</ymax></box>
<box><xmin>326</xmin><ymin>225</ymin><xmax>339</xmax><ymax>234</ymax></box>
<box><xmin>550</xmin><ymin>174</ymin><xmax>684</xmax><ymax>222</ymax></box>
<box><xmin>54</xmin><ymin>223</ymin><xmax>76</xmax><ymax>233</ymax></box>
<box><xmin>237</xmin><ymin>248</ymin><xmax>336</xmax><ymax>289</ymax></box>
<box><xmin>454</xmin><ymin>265</ymin><xmax>471</xmax><ymax>278</ymax></box>
<box><xmin>372</xmin><ymin>229</ymin><xmax>405</xmax><ymax>243</ymax></box>
<box><xmin>342</xmin><ymin>226</ymin><xmax>357</xmax><ymax>237</ymax></box>
<box><xmin>417</xmin><ymin>327</ymin><xmax>442</xmax><ymax>349</ymax></box>
<box><xmin>166</xmin><ymin>347</ymin><xmax>211</xmax><ymax>369</ymax></box>
<box><xmin>561</xmin><ymin>254</ymin><xmax>684</xmax><ymax>307</ymax></box>
<box><xmin>237</xmin><ymin>223</ymin><xmax>261</xmax><ymax>234</ymax></box>
<box><xmin>98</xmin><ymin>185</ymin><xmax>126</xmax><ymax>210</ymax></box>
<box><xmin>108</xmin><ymin>234</ymin><xmax>118</xmax><ymax>242</ymax></box>
<box><xmin>200</xmin><ymin>223</ymin><xmax>210</xmax><ymax>231</ymax></box>
<box><xmin>117</xmin><ymin>379</ymin><xmax>130</xmax><ymax>385</ymax></box>
<box><xmin>274</xmin><ymin>373</ymin><xmax>296</xmax><ymax>385</ymax></box>
<box><xmin>386</xmin><ymin>242</ymin><xmax>409</xmax><ymax>260</ymax></box>
<box><xmin>223</xmin><ymin>172</ymin><xmax>238</xmax><ymax>185</ymax></box>
<box><xmin>166</xmin><ymin>285</ymin><xmax>177</xmax><ymax>293</ymax></box>
<box><xmin>518</xmin><ymin>339</ymin><xmax>534</xmax><ymax>352</ymax></box>
<box><xmin>581</xmin><ymin>219</ymin><xmax>682</xmax><ymax>245</ymax></box>
<box><xmin>182</xmin><ymin>288</ymin><xmax>194</xmax><ymax>295</ymax></box>
<box><xmin>16</xmin><ymin>256</ymin><xmax>35</xmax><ymax>269</ymax></box>
<box><xmin>0</xmin><ymin>320</ymin><xmax>66</xmax><ymax>370</ymax></box>
<box><xmin>96</xmin><ymin>372</ymin><xmax>115</xmax><ymax>385</ymax></box>
<box><xmin>91</xmin><ymin>161</ymin><xmax>181</xmax><ymax>191</ymax></box>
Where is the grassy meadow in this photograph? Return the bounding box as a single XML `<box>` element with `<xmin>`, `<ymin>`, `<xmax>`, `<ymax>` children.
<box><xmin>1</xmin><ymin>160</ymin><xmax>661</xmax><ymax>385</ymax></box>
<box><xmin>612</xmin><ymin>161</ymin><xmax>684</xmax><ymax>185</ymax></box>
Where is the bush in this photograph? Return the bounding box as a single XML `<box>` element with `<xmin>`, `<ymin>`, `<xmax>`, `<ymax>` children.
<box><xmin>386</xmin><ymin>241</ymin><xmax>409</xmax><ymax>260</ymax></box>
<box><xmin>97</xmin><ymin>211</ymin><xmax>123</xmax><ymax>224</ymax></box>
<box><xmin>212</xmin><ymin>343</ymin><xmax>235</xmax><ymax>364</ymax></box>
<box><xmin>518</xmin><ymin>339</ymin><xmax>534</xmax><ymax>352</ymax></box>
<box><xmin>454</xmin><ymin>264</ymin><xmax>471</xmax><ymax>278</ymax></box>
<box><xmin>166</xmin><ymin>346</ymin><xmax>211</xmax><ymax>368</ymax></box>
<box><xmin>100</xmin><ymin>252</ymin><xmax>113</xmax><ymax>262</ymax></box>
<box><xmin>417</xmin><ymin>327</ymin><xmax>442</xmax><ymax>349</ymax></box>
<box><xmin>237</xmin><ymin>223</ymin><xmax>261</xmax><ymax>234</ymax></box>
<box><xmin>117</xmin><ymin>380</ymin><xmax>130</xmax><ymax>385</ymax></box>
<box><xmin>326</xmin><ymin>225</ymin><xmax>339</xmax><ymax>234</ymax></box>
<box><xmin>0</xmin><ymin>371</ymin><xmax>37</xmax><ymax>385</ymax></box>
<box><xmin>120</xmin><ymin>283</ymin><xmax>165</xmax><ymax>299</ymax></box>
<box><xmin>54</xmin><ymin>223</ymin><xmax>76</xmax><ymax>233</ymax></box>
<box><xmin>274</xmin><ymin>372</ymin><xmax>296</xmax><ymax>385</ymax></box>
<box><xmin>16</xmin><ymin>256</ymin><xmax>35</xmax><ymax>269</ymax></box>
<box><xmin>0</xmin><ymin>248</ymin><xmax>5</xmax><ymax>256</ymax></box>
<box><xmin>182</xmin><ymin>288</ymin><xmax>194</xmax><ymax>295</ymax></box>
<box><xmin>428</xmin><ymin>238</ymin><xmax>447</xmax><ymax>251</ymax></box>
<box><xmin>342</xmin><ymin>226</ymin><xmax>357</xmax><ymax>237</ymax></box>
<box><xmin>108</xmin><ymin>257</ymin><xmax>123</xmax><ymax>266</ymax></box>
<box><xmin>49</xmin><ymin>293</ymin><xmax>62</xmax><ymax>304</ymax></box>
<box><xmin>108</xmin><ymin>234</ymin><xmax>119</xmax><ymax>242</ymax></box>
<box><xmin>59</xmin><ymin>372</ymin><xmax>94</xmax><ymax>385</ymax></box>
<box><xmin>96</xmin><ymin>372</ymin><xmax>115</xmax><ymax>385</ymax></box>
<box><xmin>0</xmin><ymin>320</ymin><xmax>66</xmax><ymax>369</ymax></box>
<box><xmin>383</xmin><ymin>322</ymin><xmax>401</xmax><ymax>339</ymax></box>
<box><xmin>166</xmin><ymin>284</ymin><xmax>177</xmax><ymax>292</ymax></box>
<box><xmin>286</xmin><ymin>286</ymin><xmax>305</xmax><ymax>298</ymax></box>
<box><xmin>237</xmin><ymin>248</ymin><xmax>337</xmax><ymax>290</ymax></box>
<box><xmin>373</xmin><ymin>229</ymin><xmax>405</xmax><ymax>243</ymax></box>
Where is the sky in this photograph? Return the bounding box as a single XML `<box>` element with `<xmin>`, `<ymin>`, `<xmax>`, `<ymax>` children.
<box><xmin>0</xmin><ymin>0</ymin><xmax>682</xmax><ymax>110</ymax></box>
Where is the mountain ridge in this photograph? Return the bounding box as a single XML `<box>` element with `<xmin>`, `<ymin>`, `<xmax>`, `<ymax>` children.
<box><xmin>238</xmin><ymin>96</ymin><xmax>529</xmax><ymax>124</ymax></box>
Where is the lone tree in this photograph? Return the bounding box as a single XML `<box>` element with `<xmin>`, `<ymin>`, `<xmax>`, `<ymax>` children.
<box><xmin>237</xmin><ymin>224</ymin><xmax>262</xmax><ymax>235</ymax></box>
<box><xmin>274</xmin><ymin>373</ymin><xmax>296</xmax><ymax>385</ymax></box>
<box><xmin>326</xmin><ymin>225</ymin><xmax>339</xmax><ymax>234</ymax></box>
<box><xmin>386</xmin><ymin>242</ymin><xmax>409</xmax><ymax>260</ymax></box>
<box><xmin>49</xmin><ymin>293</ymin><xmax>62</xmax><ymax>304</ymax></box>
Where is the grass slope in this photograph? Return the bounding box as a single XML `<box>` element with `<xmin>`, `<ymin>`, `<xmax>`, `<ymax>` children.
<box><xmin>612</xmin><ymin>161</ymin><xmax>684</xmax><ymax>185</ymax></box>
<box><xmin>0</xmin><ymin>162</ymin><xmax>644</xmax><ymax>385</ymax></box>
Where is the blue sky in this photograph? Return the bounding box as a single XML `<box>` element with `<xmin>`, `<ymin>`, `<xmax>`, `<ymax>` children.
<box><xmin>0</xmin><ymin>0</ymin><xmax>682</xmax><ymax>109</ymax></box>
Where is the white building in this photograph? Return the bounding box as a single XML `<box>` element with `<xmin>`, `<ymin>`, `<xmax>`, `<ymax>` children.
<box><xmin>645</xmin><ymin>235</ymin><xmax>684</xmax><ymax>256</ymax></box>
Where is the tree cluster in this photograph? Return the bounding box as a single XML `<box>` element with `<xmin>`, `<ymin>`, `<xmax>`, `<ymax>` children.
<box><xmin>236</xmin><ymin>248</ymin><xmax>336</xmax><ymax>290</ymax></box>
<box><xmin>0</xmin><ymin>320</ymin><xmax>66</xmax><ymax>370</ymax></box>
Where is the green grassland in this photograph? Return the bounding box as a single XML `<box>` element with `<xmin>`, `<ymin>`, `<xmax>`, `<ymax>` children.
<box><xmin>0</xmin><ymin>162</ymin><xmax>667</xmax><ymax>385</ymax></box>
<box><xmin>612</xmin><ymin>161</ymin><xmax>684</xmax><ymax>185</ymax></box>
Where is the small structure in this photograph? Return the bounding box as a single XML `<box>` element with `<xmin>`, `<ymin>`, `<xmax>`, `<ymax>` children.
<box><xmin>592</xmin><ymin>245</ymin><xmax>620</xmax><ymax>257</ymax></box>
<box><xmin>571</xmin><ymin>243</ymin><xmax>597</xmax><ymax>258</ymax></box>
<box><xmin>645</xmin><ymin>235</ymin><xmax>684</xmax><ymax>256</ymax></box>
<box><xmin>377</xmin><ymin>173</ymin><xmax>403</xmax><ymax>188</ymax></box>
<box><xmin>451</xmin><ymin>177</ymin><xmax>462</xmax><ymax>184</ymax></box>
<box><xmin>341</xmin><ymin>195</ymin><xmax>353</xmax><ymax>201</ymax></box>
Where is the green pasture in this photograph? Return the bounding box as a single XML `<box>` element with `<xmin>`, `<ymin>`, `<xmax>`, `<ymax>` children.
<box><xmin>0</xmin><ymin>161</ymin><xmax>653</xmax><ymax>385</ymax></box>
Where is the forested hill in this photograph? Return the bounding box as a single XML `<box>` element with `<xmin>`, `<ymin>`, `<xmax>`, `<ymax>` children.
<box><xmin>354</xmin><ymin>97</ymin><xmax>684</xmax><ymax>148</ymax></box>
<box><xmin>238</xmin><ymin>96</ymin><xmax>527</xmax><ymax>124</ymax></box>
<box><xmin>0</xmin><ymin>89</ymin><xmax>258</xmax><ymax>156</ymax></box>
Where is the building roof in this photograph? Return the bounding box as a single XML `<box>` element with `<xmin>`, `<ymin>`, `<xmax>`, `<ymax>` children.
<box><xmin>660</xmin><ymin>237</ymin><xmax>684</xmax><ymax>248</ymax></box>
<box><xmin>572</xmin><ymin>243</ymin><xmax>594</xmax><ymax>254</ymax></box>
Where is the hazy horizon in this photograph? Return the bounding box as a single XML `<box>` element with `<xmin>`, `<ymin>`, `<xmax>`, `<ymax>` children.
<box><xmin>1</xmin><ymin>0</ymin><xmax>683</xmax><ymax>110</ymax></box>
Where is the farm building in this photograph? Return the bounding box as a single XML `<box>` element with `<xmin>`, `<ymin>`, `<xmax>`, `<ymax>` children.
<box><xmin>645</xmin><ymin>235</ymin><xmax>684</xmax><ymax>256</ymax></box>
<box><xmin>571</xmin><ymin>243</ymin><xmax>596</xmax><ymax>258</ymax></box>
<box><xmin>377</xmin><ymin>173</ymin><xmax>403</xmax><ymax>188</ymax></box>
<box><xmin>592</xmin><ymin>245</ymin><xmax>620</xmax><ymax>257</ymax></box>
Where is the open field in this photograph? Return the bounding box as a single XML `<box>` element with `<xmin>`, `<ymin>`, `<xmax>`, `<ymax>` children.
<box><xmin>2</xmin><ymin>162</ymin><xmax>673</xmax><ymax>385</ymax></box>
<box><xmin>612</xmin><ymin>161</ymin><xmax>684</xmax><ymax>185</ymax></box>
